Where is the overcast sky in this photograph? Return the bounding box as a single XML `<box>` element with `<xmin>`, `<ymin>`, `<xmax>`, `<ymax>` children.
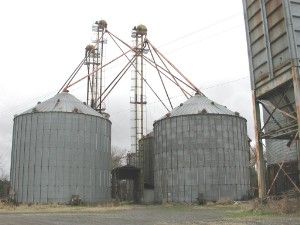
<box><xmin>0</xmin><ymin>0</ymin><xmax>253</xmax><ymax>177</ymax></box>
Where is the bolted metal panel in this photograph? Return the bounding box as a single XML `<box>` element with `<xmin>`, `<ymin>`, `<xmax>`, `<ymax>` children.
<box><xmin>266</xmin><ymin>139</ymin><xmax>299</xmax><ymax>165</ymax></box>
<box><xmin>138</xmin><ymin>133</ymin><xmax>154</xmax><ymax>187</ymax></box>
<box><xmin>154</xmin><ymin>114</ymin><xmax>250</xmax><ymax>203</ymax></box>
<box><xmin>263</xmin><ymin>104</ymin><xmax>299</xmax><ymax>164</ymax></box>
<box><xmin>243</xmin><ymin>0</ymin><xmax>300</xmax><ymax>95</ymax></box>
<box><xmin>10</xmin><ymin>93</ymin><xmax>111</xmax><ymax>204</ymax></box>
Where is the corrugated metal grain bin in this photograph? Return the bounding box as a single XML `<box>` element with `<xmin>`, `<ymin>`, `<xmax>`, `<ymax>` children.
<box><xmin>139</xmin><ymin>132</ymin><xmax>154</xmax><ymax>187</ymax></box>
<box><xmin>263</xmin><ymin>107</ymin><xmax>299</xmax><ymax>164</ymax></box>
<box><xmin>153</xmin><ymin>93</ymin><xmax>250</xmax><ymax>203</ymax></box>
<box><xmin>266</xmin><ymin>139</ymin><xmax>299</xmax><ymax>164</ymax></box>
<box><xmin>263</xmin><ymin>106</ymin><xmax>300</xmax><ymax>194</ymax></box>
<box><xmin>10</xmin><ymin>92</ymin><xmax>111</xmax><ymax>204</ymax></box>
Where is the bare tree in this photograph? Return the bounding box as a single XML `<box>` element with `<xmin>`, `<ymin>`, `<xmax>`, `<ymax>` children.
<box><xmin>111</xmin><ymin>146</ymin><xmax>127</xmax><ymax>169</ymax></box>
<box><xmin>0</xmin><ymin>153</ymin><xmax>4</xmax><ymax>179</ymax></box>
<box><xmin>0</xmin><ymin>153</ymin><xmax>8</xmax><ymax>181</ymax></box>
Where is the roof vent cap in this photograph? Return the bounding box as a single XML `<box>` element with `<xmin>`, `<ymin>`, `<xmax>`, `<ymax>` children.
<box><xmin>200</xmin><ymin>109</ymin><xmax>207</xmax><ymax>114</ymax></box>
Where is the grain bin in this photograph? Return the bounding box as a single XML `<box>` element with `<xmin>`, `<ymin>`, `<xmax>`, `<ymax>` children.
<box><xmin>138</xmin><ymin>133</ymin><xmax>155</xmax><ymax>203</ymax></box>
<box><xmin>263</xmin><ymin>106</ymin><xmax>300</xmax><ymax>194</ymax></box>
<box><xmin>153</xmin><ymin>93</ymin><xmax>250</xmax><ymax>203</ymax></box>
<box><xmin>263</xmin><ymin>105</ymin><xmax>299</xmax><ymax>164</ymax></box>
<box><xmin>138</xmin><ymin>132</ymin><xmax>154</xmax><ymax>188</ymax></box>
<box><xmin>265</xmin><ymin>139</ymin><xmax>299</xmax><ymax>195</ymax></box>
<box><xmin>10</xmin><ymin>92</ymin><xmax>111</xmax><ymax>203</ymax></box>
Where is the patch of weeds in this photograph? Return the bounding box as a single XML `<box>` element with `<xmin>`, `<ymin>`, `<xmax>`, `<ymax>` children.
<box><xmin>228</xmin><ymin>209</ymin><xmax>275</xmax><ymax>219</ymax></box>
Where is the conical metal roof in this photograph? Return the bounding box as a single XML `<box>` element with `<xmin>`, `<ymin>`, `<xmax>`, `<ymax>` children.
<box><xmin>162</xmin><ymin>93</ymin><xmax>238</xmax><ymax>119</ymax></box>
<box><xmin>20</xmin><ymin>92</ymin><xmax>103</xmax><ymax>117</ymax></box>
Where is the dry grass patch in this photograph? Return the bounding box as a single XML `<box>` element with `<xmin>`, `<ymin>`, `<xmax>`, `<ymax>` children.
<box><xmin>267</xmin><ymin>196</ymin><xmax>300</xmax><ymax>214</ymax></box>
<box><xmin>239</xmin><ymin>196</ymin><xmax>300</xmax><ymax>215</ymax></box>
<box><xmin>216</xmin><ymin>197</ymin><xmax>234</xmax><ymax>205</ymax></box>
<box><xmin>0</xmin><ymin>201</ymin><xmax>133</xmax><ymax>214</ymax></box>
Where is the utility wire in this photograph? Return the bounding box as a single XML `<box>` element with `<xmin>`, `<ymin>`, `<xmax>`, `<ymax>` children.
<box><xmin>2</xmin><ymin>14</ymin><xmax>245</xmax><ymax>116</ymax></box>
<box><xmin>158</xmin><ymin>13</ymin><xmax>240</xmax><ymax>48</ymax></box>
<box><xmin>108</xmin><ymin>75</ymin><xmax>248</xmax><ymax>112</ymax></box>
<box><xmin>202</xmin><ymin>76</ymin><xmax>248</xmax><ymax>90</ymax></box>
<box><xmin>166</xmin><ymin>24</ymin><xmax>243</xmax><ymax>54</ymax></box>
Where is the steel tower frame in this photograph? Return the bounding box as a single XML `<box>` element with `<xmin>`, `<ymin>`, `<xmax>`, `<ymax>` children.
<box><xmin>130</xmin><ymin>25</ymin><xmax>147</xmax><ymax>154</ymax></box>
<box><xmin>85</xmin><ymin>20</ymin><xmax>107</xmax><ymax>112</ymax></box>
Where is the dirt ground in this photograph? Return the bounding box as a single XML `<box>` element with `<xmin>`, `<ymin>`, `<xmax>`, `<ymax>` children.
<box><xmin>0</xmin><ymin>204</ymin><xmax>299</xmax><ymax>225</ymax></box>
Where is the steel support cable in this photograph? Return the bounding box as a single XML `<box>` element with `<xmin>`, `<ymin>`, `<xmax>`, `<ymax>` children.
<box><xmin>147</xmin><ymin>42</ymin><xmax>173</xmax><ymax>109</ymax></box>
<box><xmin>108</xmin><ymin>31</ymin><xmax>195</xmax><ymax>93</ymax></box>
<box><xmin>147</xmin><ymin>40</ymin><xmax>203</xmax><ymax>95</ymax></box>
<box><xmin>141</xmin><ymin>56</ymin><xmax>193</xmax><ymax>96</ymax></box>
<box><xmin>66</xmin><ymin>48</ymin><xmax>133</xmax><ymax>89</ymax></box>
<box><xmin>67</xmin><ymin>30</ymin><xmax>144</xmax><ymax>90</ymax></box>
<box><xmin>58</xmin><ymin>31</ymin><xmax>106</xmax><ymax>93</ymax></box>
<box><xmin>141</xmin><ymin>78</ymin><xmax>243</xmax><ymax>110</ymax></box>
<box><xmin>73</xmin><ymin>30</ymin><xmax>105</xmax><ymax>90</ymax></box>
<box><xmin>101</xmin><ymin>56</ymin><xmax>136</xmax><ymax>98</ymax></box>
<box><xmin>99</xmin><ymin>57</ymin><xmax>136</xmax><ymax>106</ymax></box>
<box><xmin>107</xmin><ymin>32</ymin><xmax>170</xmax><ymax>112</ymax></box>
<box><xmin>148</xmin><ymin>42</ymin><xmax>189</xmax><ymax>99</ymax></box>
<box><xmin>58</xmin><ymin>58</ymin><xmax>86</xmax><ymax>93</ymax></box>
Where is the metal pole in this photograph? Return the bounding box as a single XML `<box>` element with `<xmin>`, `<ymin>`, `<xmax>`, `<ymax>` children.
<box><xmin>95</xmin><ymin>28</ymin><xmax>100</xmax><ymax>110</ymax></box>
<box><xmin>99</xmin><ymin>28</ymin><xmax>105</xmax><ymax>112</ymax></box>
<box><xmin>252</xmin><ymin>91</ymin><xmax>267</xmax><ymax>199</ymax></box>
<box><xmin>106</xmin><ymin>32</ymin><xmax>170</xmax><ymax>112</ymax></box>
<box><xmin>135</xmin><ymin>34</ymin><xmax>139</xmax><ymax>154</ymax></box>
<box><xmin>291</xmin><ymin>65</ymin><xmax>300</xmax><ymax>182</ymax></box>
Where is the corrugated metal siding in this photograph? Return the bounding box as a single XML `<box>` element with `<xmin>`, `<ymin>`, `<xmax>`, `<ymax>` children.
<box><xmin>262</xmin><ymin>103</ymin><xmax>299</xmax><ymax>163</ymax></box>
<box><xmin>266</xmin><ymin>139</ymin><xmax>299</xmax><ymax>164</ymax></box>
<box><xmin>244</xmin><ymin>0</ymin><xmax>271</xmax><ymax>84</ymax></box>
<box><xmin>10</xmin><ymin>112</ymin><xmax>111</xmax><ymax>203</ymax></box>
<box><xmin>139</xmin><ymin>135</ymin><xmax>154</xmax><ymax>187</ymax></box>
<box><xmin>153</xmin><ymin>114</ymin><xmax>250</xmax><ymax>203</ymax></box>
<box><xmin>243</xmin><ymin>0</ymin><xmax>300</xmax><ymax>94</ymax></box>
